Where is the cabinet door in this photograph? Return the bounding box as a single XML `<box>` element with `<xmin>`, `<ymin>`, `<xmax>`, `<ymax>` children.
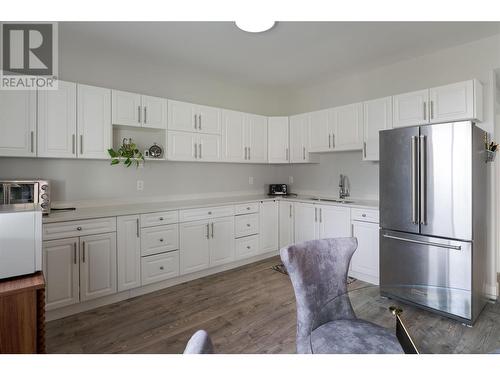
<box><xmin>209</xmin><ymin>216</ymin><xmax>234</xmax><ymax>267</ymax></box>
<box><xmin>294</xmin><ymin>203</ymin><xmax>317</xmax><ymax>243</ymax></box>
<box><xmin>43</xmin><ymin>237</ymin><xmax>79</xmax><ymax>310</ymax></box>
<box><xmin>318</xmin><ymin>205</ymin><xmax>351</xmax><ymax>239</ymax></box>
<box><xmin>168</xmin><ymin>100</ymin><xmax>196</xmax><ymax>132</ymax></box>
<box><xmin>167</xmin><ymin>131</ymin><xmax>197</xmax><ymax>161</ymax></box>
<box><xmin>111</xmin><ymin>90</ymin><xmax>141</xmax><ymax>127</ymax></box>
<box><xmin>179</xmin><ymin>220</ymin><xmax>210</xmax><ymax>274</ymax></box>
<box><xmin>332</xmin><ymin>103</ymin><xmax>363</xmax><ymax>151</ymax></box>
<box><xmin>198</xmin><ymin>133</ymin><xmax>221</xmax><ymax>162</ymax></box>
<box><xmin>308</xmin><ymin>109</ymin><xmax>331</xmax><ymax>152</ymax></box>
<box><xmin>196</xmin><ymin>104</ymin><xmax>221</xmax><ymax>134</ymax></box>
<box><xmin>290</xmin><ymin>114</ymin><xmax>309</xmax><ymax>163</ymax></box>
<box><xmin>279</xmin><ymin>201</ymin><xmax>294</xmax><ymax>248</ymax></box>
<box><xmin>79</xmin><ymin>232</ymin><xmax>117</xmax><ymax>301</ymax></box>
<box><xmin>393</xmin><ymin>89</ymin><xmax>429</xmax><ymax>128</ymax></box>
<box><xmin>259</xmin><ymin>200</ymin><xmax>278</xmax><ymax>253</ymax></box>
<box><xmin>38</xmin><ymin>80</ymin><xmax>77</xmax><ymax>158</ymax></box>
<box><xmin>222</xmin><ymin>110</ymin><xmax>246</xmax><ymax>162</ymax></box>
<box><xmin>77</xmin><ymin>84</ymin><xmax>112</xmax><ymax>159</ymax></box>
<box><xmin>351</xmin><ymin>221</ymin><xmax>379</xmax><ymax>285</ymax></box>
<box><xmin>247</xmin><ymin>114</ymin><xmax>268</xmax><ymax>163</ymax></box>
<box><xmin>429</xmin><ymin>80</ymin><xmax>474</xmax><ymax>123</ymax></box>
<box><xmin>142</xmin><ymin>95</ymin><xmax>167</xmax><ymax>129</ymax></box>
<box><xmin>268</xmin><ymin>116</ymin><xmax>289</xmax><ymax>163</ymax></box>
<box><xmin>0</xmin><ymin>90</ymin><xmax>36</xmax><ymax>157</ymax></box>
<box><xmin>117</xmin><ymin>215</ymin><xmax>141</xmax><ymax>292</ymax></box>
<box><xmin>363</xmin><ymin>97</ymin><xmax>392</xmax><ymax>161</ymax></box>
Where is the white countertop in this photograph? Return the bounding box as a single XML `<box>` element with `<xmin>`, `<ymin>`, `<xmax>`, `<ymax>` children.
<box><xmin>42</xmin><ymin>195</ymin><xmax>379</xmax><ymax>223</ymax></box>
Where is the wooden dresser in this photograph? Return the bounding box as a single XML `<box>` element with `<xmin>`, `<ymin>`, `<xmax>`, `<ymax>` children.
<box><xmin>0</xmin><ymin>272</ymin><xmax>46</xmax><ymax>353</ymax></box>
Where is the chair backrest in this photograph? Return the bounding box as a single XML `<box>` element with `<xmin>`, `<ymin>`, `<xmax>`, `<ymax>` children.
<box><xmin>183</xmin><ymin>330</ymin><xmax>214</xmax><ymax>354</ymax></box>
<box><xmin>280</xmin><ymin>237</ymin><xmax>358</xmax><ymax>353</ymax></box>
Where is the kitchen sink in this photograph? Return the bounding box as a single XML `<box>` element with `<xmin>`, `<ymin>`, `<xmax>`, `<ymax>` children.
<box><xmin>308</xmin><ymin>197</ymin><xmax>355</xmax><ymax>204</ymax></box>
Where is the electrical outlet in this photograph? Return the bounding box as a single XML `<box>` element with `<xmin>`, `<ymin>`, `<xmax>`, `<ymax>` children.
<box><xmin>248</xmin><ymin>176</ymin><xmax>254</xmax><ymax>185</ymax></box>
<box><xmin>289</xmin><ymin>176</ymin><xmax>294</xmax><ymax>184</ymax></box>
<box><xmin>137</xmin><ymin>180</ymin><xmax>144</xmax><ymax>191</ymax></box>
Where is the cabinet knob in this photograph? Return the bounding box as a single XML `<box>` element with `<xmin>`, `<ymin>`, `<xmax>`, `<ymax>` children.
<box><xmin>76</xmin><ymin>226</ymin><xmax>82</xmax><ymax>231</ymax></box>
<box><xmin>247</xmin><ymin>207</ymin><xmax>251</xmax><ymax>210</ymax></box>
<box><xmin>246</xmin><ymin>223</ymin><xmax>251</xmax><ymax>227</ymax></box>
<box><xmin>246</xmin><ymin>246</ymin><xmax>251</xmax><ymax>249</ymax></box>
<box><xmin>159</xmin><ymin>217</ymin><xmax>164</xmax><ymax>221</ymax></box>
<box><xmin>159</xmin><ymin>238</ymin><xmax>164</xmax><ymax>242</ymax></box>
<box><xmin>362</xmin><ymin>214</ymin><xmax>366</xmax><ymax>217</ymax></box>
<box><xmin>159</xmin><ymin>266</ymin><xmax>164</xmax><ymax>270</ymax></box>
<box><xmin>208</xmin><ymin>211</ymin><xmax>212</xmax><ymax>215</ymax></box>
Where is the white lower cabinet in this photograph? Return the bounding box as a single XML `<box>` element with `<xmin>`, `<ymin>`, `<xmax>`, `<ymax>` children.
<box><xmin>294</xmin><ymin>202</ymin><xmax>317</xmax><ymax>243</ymax></box>
<box><xmin>235</xmin><ymin>235</ymin><xmax>259</xmax><ymax>260</ymax></box>
<box><xmin>79</xmin><ymin>232</ymin><xmax>117</xmax><ymax>301</ymax></box>
<box><xmin>117</xmin><ymin>215</ymin><xmax>141</xmax><ymax>292</ymax></box>
<box><xmin>43</xmin><ymin>237</ymin><xmax>80</xmax><ymax>310</ymax></box>
<box><xmin>351</xmin><ymin>220</ymin><xmax>380</xmax><ymax>285</ymax></box>
<box><xmin>279</xmin><ymin>201</ymin><xmax>294</xmax><ymax>248</ymax></box>
<box><xmin>141</xmin><ymin>251</ymin><xmax>180</xmax><ymax>286</ymax></box>
<box><xmin>180</xmin><ymin>216</ymin><xmax>234</xmax><ymax>274</ymax></box>
<box><xmin>259</xmin><ymin>200</ymin><xmax>278</xmax><ymax>254</ymax></box>
<box><xmin>209</xmin><ymin>216</ymin><xmax>235</xmax><ymax>267</ymax></box>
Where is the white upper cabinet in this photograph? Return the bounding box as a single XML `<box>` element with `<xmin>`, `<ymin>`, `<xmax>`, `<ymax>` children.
<box><xmin>222</xmin><ymin>110</ymin><xmax>267</xmax><ymax>163</ymax></box>
<box><xmin>268</xmin><ymin>116</ymin><xmax>289</xmax><ymax>163</ymax></box>
<box><xmin>38</xmin><ymin>81</ymin><xmax>77</xmax><ymax>158</ymax></box>
<box><xmin>246</xmin><ymin>114</ymin><xmax>268</xmax><ymax>163</ymax></box>
<box><xmin>112</xmin><ymin>90</ymin><xmax>167</xmax><ymax>129</ymax></box>
<box><xmin>141</xmin><ymin>95</ymin><xmax>168</xmax><ymax>129</ymax></box>
<box><xmin>112</xmin><ymin>90</ymin><xmax>141</xmax><ymax>127</ymax></box>
<box><xmin>362</xmin><ymin>96</ymin><xmax>392</xmax><ymax>161</ymax></box>
<box><xmin>168</xmin><ymin>100</ymin><xmax>221</xmax><ymax>134</ymax></box>
<box><xmin>0</xmin><ymin>90</ymin><xmax>36</xmax><ymax>157</ymax></box>
<box><xmin>392</xmin><ymin>89</ymin><xmax>429</xmax><ymax>128</ymax></box>
<box><xmin>222</xmin><ymin>110</ymin><xmax>246</xmax><ymax>162</ymax></box>
<box><xmin>77</xmin><ymin>84</ymin><xmax>112</xmax><ymax>159</ymax></box>
<box><xmin>331</xmin><ymin>103</ymin><xmax>363</xmax><ymax>151</ymax></box>
<box><xmin>393</xmin><ymin>80</ymin><xmax>483</xmax><ymax>128</ymax></box>
<box><xmin>308</xmin><ymin>109</ymin><xmax>331</xmax><ymax>152</ymax></box>
<box><xmin>290</xmin><ymin>113</ymin><xmax>313</xmax><ymax>163</ymax></box>
<box><xmin>167</xmin><ymin>131</ymin><xmax>196</xmax><ymax>161</ymax></box>
<box><xmin>429</xmin><ymin>80</ymin><xmax>482</xmax><ymax>123</ymax></box>
<box><xmin>198</xmin><ymin>133</ymin><xmax>221</xmax><ymax>162</ymax></box>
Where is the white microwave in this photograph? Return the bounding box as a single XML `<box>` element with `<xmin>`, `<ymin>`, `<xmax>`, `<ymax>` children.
<box><xmin>0</xmin><ymin>205</ymin><xmax>42</xmax><ymax>279</ymax></box>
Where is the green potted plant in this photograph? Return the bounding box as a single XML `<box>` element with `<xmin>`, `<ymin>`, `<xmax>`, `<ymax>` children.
<box><xmin>108</xmin><ymin>138</ymin><xmax>145</xmax><ymax>167</ymax></box>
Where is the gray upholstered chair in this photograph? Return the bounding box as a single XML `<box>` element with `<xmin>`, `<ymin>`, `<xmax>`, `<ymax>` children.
<box><xmin>280</xmin><ymin>237</ymin><xmax>404</xmax><ymax>354</ymax></box>
<box><xmin>183</xmin><ymin>330</ymin><xmax>214</xmax><ymax>354</ymax></box>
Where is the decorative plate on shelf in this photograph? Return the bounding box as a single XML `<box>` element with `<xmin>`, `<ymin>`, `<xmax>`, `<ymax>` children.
<box><xmin>148</xmin><ymin>143</ymin><xmax>163</xmax><ymax>158</ymax></box>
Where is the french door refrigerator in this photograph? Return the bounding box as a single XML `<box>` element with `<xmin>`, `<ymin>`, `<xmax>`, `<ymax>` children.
<box><xmin>379</xmin><ymin>121</ymin><xmax>487</xmax><ymax>324</ymax></box>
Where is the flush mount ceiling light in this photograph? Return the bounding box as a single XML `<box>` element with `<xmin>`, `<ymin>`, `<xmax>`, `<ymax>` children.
<box><xmin>235</xmin><ymin>20</ymin><xmax>276</xmax><ymax>33</ymax></box>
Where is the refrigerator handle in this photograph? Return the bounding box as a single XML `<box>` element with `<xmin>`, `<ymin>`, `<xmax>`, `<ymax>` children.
<box><xmin>411</xmin><ymin>136</ymin><xmax>419</xmax><ymax>224</ymax></box>
<box><xmin>419</xmin><ymin>135</ymin><xmax>427</xmax><ymax>225</ymax></box>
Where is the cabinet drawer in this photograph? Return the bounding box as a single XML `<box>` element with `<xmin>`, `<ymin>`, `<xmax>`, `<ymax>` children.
<box><xmin>141</xmin><ymin>251</ymin><xmax>180</xmax><ymax>286</ymax></box>
<box><xmin>141</xmin><ymin>224</ymin><xmax>179</xmax><ymax>256</ymax></box>
<box><xmin>179</xmin><ymin>205</ymin><xmax>234</xmax><ymax>222</ymax></box>
<box><xmin>43</xmin><ymin>217</ymin><xmax>116</xmax><ymax>240</ymax></box>
<box><xmin>140</xmin><ymin>211</ymin><xmax>178</xmax><ymax>227</ymax></box>
<box><xmin>235</xmin><ymin>235</ymin><xmax>259</xmax><ymax>260</ymax></box>
<box><xmin>234</xmin><ymin>213</ymin><xmax>259</xmax><ymax>238</ymax></box>
<box><xmin>351</xmin><ymin>208</ymin><xmax>379</xmax><ymax>223</ymax></box>
<box><xmin>234</xmin><ymin>202</ymin><xmax>259</xmax><ymax>215</ymax></box>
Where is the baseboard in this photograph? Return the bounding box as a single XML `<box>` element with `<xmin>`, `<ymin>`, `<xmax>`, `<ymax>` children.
<box><xmin>46</xmin><ymin>250</ymin><xmax>280</xmax><ymax>322</ymax></box>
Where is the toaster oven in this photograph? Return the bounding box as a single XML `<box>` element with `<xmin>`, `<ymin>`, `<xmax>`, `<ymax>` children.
<box><xmin>269</xmin><ymin>184</ymin><xmax>288</xmax><ymax>196</ymax></box>
<box><xmin>0</xmin><ymin>180</ymin><xmax>50</xmax><ymax>214</ymax></box>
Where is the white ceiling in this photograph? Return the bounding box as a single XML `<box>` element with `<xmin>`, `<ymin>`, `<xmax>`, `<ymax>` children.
<box><xmin>60</xmin><ymin>22</ymin><xmax>500</xmax><ymax>90</ymax></box>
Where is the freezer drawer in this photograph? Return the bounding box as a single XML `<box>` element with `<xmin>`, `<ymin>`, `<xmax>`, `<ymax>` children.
<box><xmin>380</xmin><ymin>229</ymin><xmax>472</xmax><ymax>321</ymax></box>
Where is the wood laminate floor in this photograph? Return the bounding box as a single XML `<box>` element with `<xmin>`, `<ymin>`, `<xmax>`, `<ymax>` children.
<box><xmin>46</xmin><ymin>256</ymin><xmax>500</xmax><ymax>354</ymax></box>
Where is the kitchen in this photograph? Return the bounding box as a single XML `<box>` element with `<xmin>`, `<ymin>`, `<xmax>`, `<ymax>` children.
<box><xmin>1</xmin><ymin>18</ymin><xmax>500</xmax><ymax>363</ymax></box>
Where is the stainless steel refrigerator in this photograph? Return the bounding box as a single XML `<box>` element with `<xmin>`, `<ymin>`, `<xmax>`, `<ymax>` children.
<box><xmin>379</xmin><ymin>121</ymin><xmax>487</xmax><ymax>324</ymax></box>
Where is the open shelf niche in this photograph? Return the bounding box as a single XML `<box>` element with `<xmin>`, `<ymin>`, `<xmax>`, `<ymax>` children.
<box><xmin>112</xmin><ymin>125</ymin><xmax>167</xmax><ymax>161</ymax></box>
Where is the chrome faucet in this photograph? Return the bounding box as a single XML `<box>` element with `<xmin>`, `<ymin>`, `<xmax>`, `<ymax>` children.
<box><xmin>339</xmin><ymin>174</ymin><xmax>350</xmax><ymax>199</ymax></box>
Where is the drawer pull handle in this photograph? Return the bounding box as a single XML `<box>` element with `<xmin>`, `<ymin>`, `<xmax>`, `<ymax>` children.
<box><xmin>159</xmin><ymin>217</ymin><xmax>164</xmax><ymax>221</ymax></box>
<box><xmin>76</xmin><ymin>226</ymin><xmax>82</xmax><ymax>231</ymax></box>
<box><xmin>160</xmin><ymin>266</ymin><xmax>164</xmax><ymax>270</ymax></box>
<box><xmin>159</xmin><ymin>238</ymin><xmax>164</xmax><ymax>242</ymax></box>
